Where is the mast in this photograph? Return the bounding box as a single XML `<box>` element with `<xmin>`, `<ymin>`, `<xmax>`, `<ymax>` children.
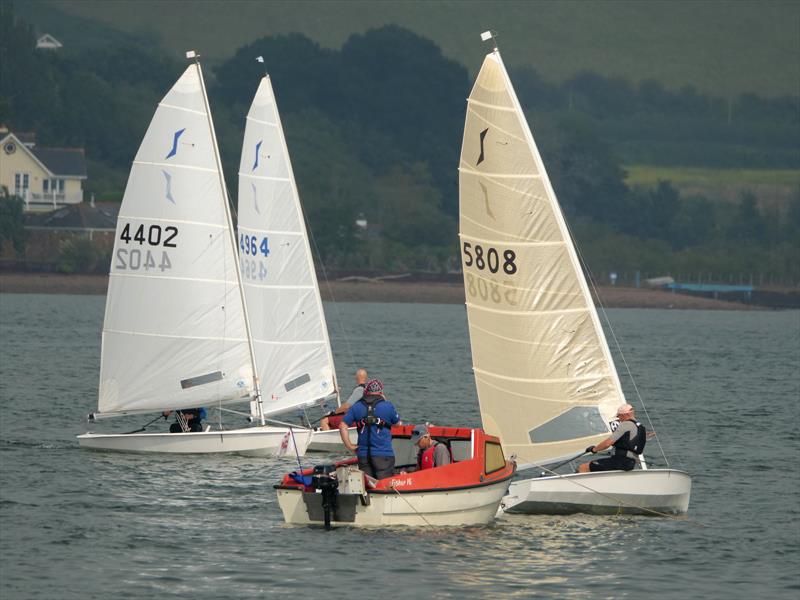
<box><xmin>188</xmin><ymin>50</ymin><xmax>265</xmax><ymax>424</ymax></box>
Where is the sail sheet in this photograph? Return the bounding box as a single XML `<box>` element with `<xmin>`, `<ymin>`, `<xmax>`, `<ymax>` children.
<box><xmin>459</xmin><ymin>51</ymin><xmax>626</xmax><ymax>466</ymax></box>
<box><xmin>237</xmin><ymin>76</ymin><xmax>336</xmax><ymax>418</ymax></box>
<box><xmin>97</xmin><ymin>64</ymin><xmax>255</xmax><ymax>416</ymax></box>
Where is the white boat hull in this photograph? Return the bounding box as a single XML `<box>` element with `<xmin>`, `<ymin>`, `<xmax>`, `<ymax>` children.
<box><xmin>277</xmin><ymin>478</ymin><xmax>512</xmax><ymax>527</ymax></box>
<box><xmin>501</xmin><ymin>469</ymin><xmax>691</xmax><ymax>516</ymax></box>
<box><xmin>307</xmin><ymin>427</ymin><xmax>357</xmax><ymax>452</ymax></box>
<box><xmin>77</xmin><ymin>426</ymin><xmax>312</xmax><ymax>456</ymax></box>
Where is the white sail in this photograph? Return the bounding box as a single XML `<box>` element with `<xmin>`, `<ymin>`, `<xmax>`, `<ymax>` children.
<box><xmin>97</xmin><ymin>64</ymin><xmax>255</xmax><ymax>417</ymax></box>
<box><xmin>459</xmin><ymin>50</ymin><xmax>626</xmax><ymax>466</ymax></box>
<box><xmin>237</xmin><ymin>76</ymin><xmax>336</xmax><ymax>418</ymax></box>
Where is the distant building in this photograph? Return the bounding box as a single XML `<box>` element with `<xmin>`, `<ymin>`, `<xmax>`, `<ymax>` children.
<box><xmin>0</xmin><ymin>130</ymin><xmax>87</xmax><ymax>212</ymax></box>
<box><xmin>36</xmin><ymin>34</ymin><xmax>63</xmax><ymax>50</ymax></box>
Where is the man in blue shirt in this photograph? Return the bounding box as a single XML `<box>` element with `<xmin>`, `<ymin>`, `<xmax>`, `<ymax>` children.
<box><xmin>339</xmin><ymin>379</ymin><xmax>400</xmax><ymax>480</ymax></box>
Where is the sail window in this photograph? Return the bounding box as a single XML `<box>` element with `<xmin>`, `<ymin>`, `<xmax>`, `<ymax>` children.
<box><xmin>484</xmin><ymin>441</ymin><xmax>506</xmax><ymax>474</ymax></box>
<box><xmin>529</xmin><ymin>406</ymin><xmax>608</xmax><ymax>443</ymax></box>
<box><xmin>180</xmin><ymin>371</ymin><xmax>223</xmax><ymax>389</ymax></box>
<box><xmin>284</xmin><ymin>373</ymin><xmax>311</xmax><ymax>393</ymax></box>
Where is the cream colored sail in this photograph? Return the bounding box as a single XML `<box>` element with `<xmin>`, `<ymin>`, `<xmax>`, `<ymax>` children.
<box><xmin>459</xmin><ymin>50</ymin><xmax>625</xmax><ymax>467</ymax></box>
<box><xmin>237</xmin><ymin>76</ymin><xmax>336</xmax><ymax>418</ymax></box>
<box><xmin>97</xmin><ymin>63</ymin><xmax>255</xmax><ymax>417</ymax></box>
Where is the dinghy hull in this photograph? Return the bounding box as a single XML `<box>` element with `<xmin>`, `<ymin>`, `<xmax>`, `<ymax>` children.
<box><xmin>501</xmin><ymin>469</ymin><xmax>691</xmax><ymax>516</ymax></box>
<box><xmin>77</xmin><ymin>426</ymin><xmax>312</xmax><ymax>456</ymax></box>
<box><xmin>277</xmin><ymin>477</ymin><xmax>512</xmax><ymax>527</ymax></box>
<box><xmin>307</xmin><ymin>427</ymin><xmax>357</xmax><ymax>452</ymax></box>
<box><xmin>275</xmin><ymin>425</ymin><xmax>515</xmax><ymax>527</ymax></box>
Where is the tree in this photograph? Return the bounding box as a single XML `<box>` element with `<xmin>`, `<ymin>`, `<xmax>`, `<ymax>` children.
<box><xmin>0</xmin><ymin>192</ymin><xmax>28</xmax><ymax>254</ymax></box>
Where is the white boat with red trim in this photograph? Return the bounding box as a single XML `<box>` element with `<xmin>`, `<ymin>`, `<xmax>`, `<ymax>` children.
<box><xmin>275</xmin><ymin>425</ymin><xmax>515</xmax><ymax>528</ymax></box>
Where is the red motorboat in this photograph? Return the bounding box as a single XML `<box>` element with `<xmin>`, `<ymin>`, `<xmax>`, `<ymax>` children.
<box><xmin>276</xmin><ymin>425</ymin><xmax>515</xmax><ymax>528</ymax></box>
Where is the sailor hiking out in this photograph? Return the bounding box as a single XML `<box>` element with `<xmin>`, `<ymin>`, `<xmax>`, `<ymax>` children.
<box><xmin>339</xmin><ymin>379</ymin><xmax>400</xmax><ymax>480</ymax></box>
<box><xmin>578</xmin><ymin>403</ymin><xmax>646</xmax><ymax>473</ymax></box>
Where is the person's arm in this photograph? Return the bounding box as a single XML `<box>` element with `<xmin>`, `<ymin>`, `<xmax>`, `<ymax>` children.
<box><xmin>339</xmin><ymin>421</ymin><xmax>357</xmax><ymax>452</ymax></box>
<box><xmin>589</xmin><ymin>422</ymin><xmax>629</xmax><ymax>453</ymax></box>
<box><xmin>434</xmin><ymin>443</ymin><xmax>451</xmax><ymax>466</ymax></box>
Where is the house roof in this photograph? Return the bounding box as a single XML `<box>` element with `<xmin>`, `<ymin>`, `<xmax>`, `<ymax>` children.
<box><xmin>25</xmin><ymin>202</ymin><xmax>117</xmax><ymax>231</ymax></box>
<box><xmin>31</xmin><ymin>146</ymin><xmax>87</xmax><ymax>178</ymax></box>
<box><xmin>36</xmin><ymin>34</ymin><xmax>63</xmax><ymax>49</ymax></box>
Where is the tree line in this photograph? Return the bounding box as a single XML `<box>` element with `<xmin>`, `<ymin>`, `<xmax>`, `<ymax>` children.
<box><xmin>1</xmin><ymin>3</ymin><xmax>798</xmax><ymax>281</ymax></box>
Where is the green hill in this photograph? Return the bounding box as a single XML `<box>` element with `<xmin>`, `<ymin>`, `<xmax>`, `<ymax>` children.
<box><xmin>19</xmin><ymin>0</ymin><xmax>800</xmax><ymax>97</ymax></box>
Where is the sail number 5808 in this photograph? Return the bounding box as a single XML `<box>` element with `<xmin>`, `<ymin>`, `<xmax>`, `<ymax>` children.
<box><xmin>463</xmin><ymin>242</ymin><xmax>517</xmax><ymax>275</ymax></box>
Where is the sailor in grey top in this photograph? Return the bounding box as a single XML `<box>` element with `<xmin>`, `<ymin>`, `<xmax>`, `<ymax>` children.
<box><xmin>578</xmin><ymin>403</ymin><xmax>641</xmax><ymax>473</ymax></box>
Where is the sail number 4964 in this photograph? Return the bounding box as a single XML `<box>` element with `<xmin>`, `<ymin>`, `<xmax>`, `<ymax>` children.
<box><xmin>462</xmin><ymin>242</ymin><xmax>517</xmax><ymax>275</ymax></box>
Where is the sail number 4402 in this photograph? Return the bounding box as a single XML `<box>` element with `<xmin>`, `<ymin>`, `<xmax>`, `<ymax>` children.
<box><xmin>463</xmin><ymin>242</ymin><xmax>517</xmax><ymax>275</ymax></box>
<box><xmin>120</xmin><ymin>223</ymin><xmax>178</xmax><ymax>247</ymax></box>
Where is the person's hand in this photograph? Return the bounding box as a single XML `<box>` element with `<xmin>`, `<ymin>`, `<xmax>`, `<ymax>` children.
<box><xmin>585</xmin><ymin>445</ymin><xmax>596</xmax><ymax>454</ymax></box>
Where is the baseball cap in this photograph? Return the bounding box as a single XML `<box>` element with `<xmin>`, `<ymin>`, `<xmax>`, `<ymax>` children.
<box><xmin>410</xmin><ymin>424</ymin><xmax>429</xmax><ymax>444</ymax></box>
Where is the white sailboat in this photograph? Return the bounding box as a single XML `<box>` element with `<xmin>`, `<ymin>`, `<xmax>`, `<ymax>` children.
<box><xmin>458</xmin><ymin>35</ymin><xmax>691</xmax><ymax>515</ymax></box>
<box><xmin>236</xmin><ymin>73</ymin><xmax>343</xmax><ymax>435</ymax></box>
<box><xmin>77</xmin><ymin>54</ymin><xmax>311</xmax><ymax>455</ymax></box>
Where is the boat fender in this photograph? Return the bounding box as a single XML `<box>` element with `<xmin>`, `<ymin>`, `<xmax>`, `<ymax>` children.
<box><xmin>613</xmin><ymin>420</ymin><xmax>647</xmax><ymax>457</ymax></box>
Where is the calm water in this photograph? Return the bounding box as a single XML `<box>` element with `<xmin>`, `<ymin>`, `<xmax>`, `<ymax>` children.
<box><xmin>0</xmin><ymin>294</ymin><xmax>798</xmax><ymax>599</ymax></box>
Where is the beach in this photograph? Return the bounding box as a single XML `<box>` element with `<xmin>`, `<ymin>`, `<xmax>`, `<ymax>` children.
<box><xmin>0</xmin><ymin>272</ymin><xmax>759</xmax><ymax>310</ymax></box>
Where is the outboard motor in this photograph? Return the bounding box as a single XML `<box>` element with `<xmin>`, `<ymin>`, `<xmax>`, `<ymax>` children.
<box><xmin>311</xmin><ymin>464</ymin><xmax>338</xmax><ymax>530</ymax></box>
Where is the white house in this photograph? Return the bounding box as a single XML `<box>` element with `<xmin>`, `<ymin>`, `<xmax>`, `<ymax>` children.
<box><xmin>0</xmin><ymin>130</ymin><xmax>87</xmax><ymax>212</ymax></box>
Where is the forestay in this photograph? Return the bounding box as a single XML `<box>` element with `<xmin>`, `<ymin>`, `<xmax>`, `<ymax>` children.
<box><xmin>97</xmin><ymin>64</ymin><xmax>255</xmax><ymax>417</ymax></box>
<box><xmin>459</xmin><ymin>51</ymin><xmax>626</xmax><ymax>466</ymax></box>
<box><xmin>237</xmin><ymin>76</ymin><xmax>336</xmax><ymax>418</ymax></box>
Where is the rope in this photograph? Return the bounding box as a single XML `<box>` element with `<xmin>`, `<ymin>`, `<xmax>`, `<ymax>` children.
<box><xmin>515</xmin><ymin>461</ymin><xmax>703</xmax><ymax>525</ymax></box>
<box><xmin>389</xmin><ymin>484</ymin><xmax>434</xmax><ymax>527</ymax></box>
<box><xmin>301</xmin><ymin>205</ymin><xmax>356</xmax><ymax>369</ymax></box>
<box><xmin>564</xmin><ymin>218</ymin><xmax>673</xmax><ymax>469</ymax></box>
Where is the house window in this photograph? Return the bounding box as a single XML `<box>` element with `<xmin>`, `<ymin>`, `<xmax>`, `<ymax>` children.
<box><xmin>14</xmin><ymin>173</ymin><xmax>29</xmax><ymax>195</ymax></box>
<box><xmin>58</xmin><ymin>179</ymin><xmax>64</xmax><ymax>192</ymax></box>
<box><xmin>43</xmin><ymin>180</ymin><xmax>49</xmax><ymax>192</ymax></box>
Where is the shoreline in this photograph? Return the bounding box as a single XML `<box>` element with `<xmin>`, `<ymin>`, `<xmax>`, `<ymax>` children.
<box><xmin>0</xmin><ymin>272</ymin><xmax>765</xmax><ymax>310</ymax></box>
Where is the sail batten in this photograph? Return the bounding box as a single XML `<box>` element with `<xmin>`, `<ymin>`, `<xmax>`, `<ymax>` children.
<box><xmin>238</xmin><ymin>76</ymin><xmax>337</xmax><ymax>418</ymax></box>
<box><xmin>460</xmin><ymin>51</ymin><xmax>625</xmax><ymax>465</ymax></box>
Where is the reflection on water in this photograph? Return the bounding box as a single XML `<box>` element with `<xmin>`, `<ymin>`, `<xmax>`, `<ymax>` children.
<box><xmin>1</xmin><ymin>295</ymin><xmax>798</xmax><ymax>598</ymax></box>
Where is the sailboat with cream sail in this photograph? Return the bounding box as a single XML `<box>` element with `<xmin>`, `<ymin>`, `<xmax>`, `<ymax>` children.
<box><xmin>77</xmin><ymin>53</ymin><xmax>330</xmax><ymax>455</ymax></box>
<box><xmin>458</xmin><ymin>33</ymin><xmax>691</xmax><ymax>515</ymax></box>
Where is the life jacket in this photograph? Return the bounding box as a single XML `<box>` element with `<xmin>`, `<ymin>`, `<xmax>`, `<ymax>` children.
<box><xmin>355</xmin><ymin>397</ymin><xmax>388</xmax><ymax>431</ymax></box>
<box><xmin>613</xmin><ymin>420</ymin><xmax>647</xmax><ymax>457</ymax></box>
<box><xmin>417</xmin><ymin>441</ymin><xmax>453</xmax><ymax>470</ymax></box>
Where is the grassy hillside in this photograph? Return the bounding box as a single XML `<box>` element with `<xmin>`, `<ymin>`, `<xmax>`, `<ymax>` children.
<box><xmin>24</xmin><ymin>0</ymin><xmax>800</xmax><ymax>97</ymax></box>
<box><xmin>624</xmin><ymin>166</ymin><xmax>800</xmax><ymax>209</ymax></box>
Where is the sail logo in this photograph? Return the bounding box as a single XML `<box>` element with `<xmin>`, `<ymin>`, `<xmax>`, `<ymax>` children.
<box><xmin>477</xmin><ymin>128</ymin><xmax>489</xmax><ymax>165</ymax></box>
<box><xmin>252</xmin><ymin>140</ymin><xmax>262</xmax><ymax>171</ymax></box>
<box><xmin>479</xmin><ymin>181</ymin><xmax>495</xmax><ymax>219</ymax></box>
<box><xmin>166</xmin><ymin>128</ymin><xmax>186</xmax><ymax>159</ymax></box>
<box><xmin>251</xmin><ymin>182</ymin><xmax>260</xmax><ymax>214</ymax></box>
<box><xmin>162</xmin><ymin>170</ymin><xmax>176</xmax><ymax>204</ymax></box>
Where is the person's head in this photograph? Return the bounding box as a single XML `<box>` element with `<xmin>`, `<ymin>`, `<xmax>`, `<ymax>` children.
<box><xmin>364</xmin><ymin>378</ymin><xmax>384</xmax><ymax>398</ymax></box>
<box><xmin>410</xmin><ymin>424</ymin><xmax>432</xmax><ymax>449</ymax></box>
<box><xmin>355</xmin><ymin>368</ymin><xmax>368</xmax><ymax>385</ymax></box>
<box><xmin>617</xmin><ymin>403</ymin><xmax>635</xmax><ymax>421</ymax></box>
